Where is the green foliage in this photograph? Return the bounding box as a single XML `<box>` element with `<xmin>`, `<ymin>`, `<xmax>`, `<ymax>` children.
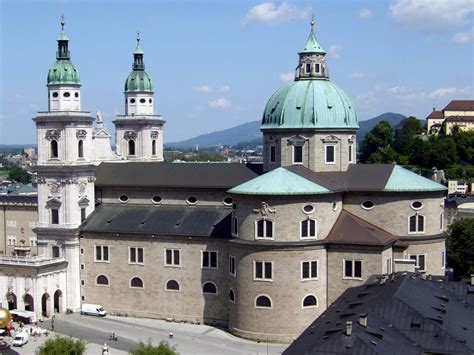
<box><xmin>393</xmin><ymin>116</ymin><xmax>423</xmax><ymax>156</ymax></box>
<box><xmin>129</xmin><ymin>339</ymin><xmax>178</xmax><ymax>355</ymax></box>
<box><xmin>447</xmin><ymin>219</ymin><xmax>474</xmax><ymax>280</ymax></box>
<box><xmin>359</xmin><ymin>121</ymin><xmax>394</xmax><ymax>163</ymax></box>
<box><xmin>173</xmin><ymin>152</ymin><xmax>226</xmax><ymax>162</ymax></box>
<box><xmin>37</xmin><ymin>336</ymin><xmax>86</xmax><ymax>355</ymax></box>
<box><xmin>7</xmin><ymin>165</ymin><xmax>31</xmax><ymax>183</ymax></box>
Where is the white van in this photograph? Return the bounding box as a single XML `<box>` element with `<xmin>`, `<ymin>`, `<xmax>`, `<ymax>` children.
<box><xmin>12</xmin><ymin>331</ymin><xmax>29</xmax><ymax>347</ymax></box>
<box><xmin>81</xmin><ymin>303</ymin><xmax>107</xmax><ymax>316</ymax></box>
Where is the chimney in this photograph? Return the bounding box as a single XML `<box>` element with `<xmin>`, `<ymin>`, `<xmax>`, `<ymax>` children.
<box><xmin>345</xmin><ymin>321</ymin><xmax>352</xmax><ymax>336</ymax></box>
<box><xmin>359</xmin><ymin>314</ymin><xmax>368</xmax><ymax>328</ymax></box>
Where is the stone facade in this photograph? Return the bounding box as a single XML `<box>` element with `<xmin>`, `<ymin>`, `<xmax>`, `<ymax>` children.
<box><xmin>0</xmin><ymin>202</ymin><xmax>38</xmax><ymax>256</ymax></box>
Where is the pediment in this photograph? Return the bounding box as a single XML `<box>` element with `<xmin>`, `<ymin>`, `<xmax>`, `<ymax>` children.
<box><xmin>46</xmin><ymin>198</ymin><xmax>62</xmax><ymax>208</ymax></box>
<box><xmin>321</xmin><ymin>135</ymin><xmax>341</xmax><ymax>143</ymax></box>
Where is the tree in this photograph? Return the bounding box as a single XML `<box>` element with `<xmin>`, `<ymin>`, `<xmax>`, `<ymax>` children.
<box><xmin>359</xmin><ymin>121</ymin><xmax>394</xmax><ymax>163</ymax></box>
<box><xmin>393</xmin><ymin>116</ymin><xmax>422</xmax><ymax>156</ymax></box>
<box><xmin>37</xmin><ymin>336</ymin><xmax>86</xmax><ymax>355</ymax></box>
<box><xmin>129</xmin><ymin>339</ymin><xmax>178</xmax><ymax>355</ymax></box>
<box><xmin>447</xmin><ymin>219</ymin><xmax>474</xmax><ymax>280</ymax></box>
<box><xmin>7</xmin><ymin>165</ymin><xmax>31</xmax><ymax>184</ymax></box>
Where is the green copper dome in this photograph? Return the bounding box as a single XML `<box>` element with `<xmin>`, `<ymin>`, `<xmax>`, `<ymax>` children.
<box><xmin>261</xmin><ymin>79</ymin><xmax>358</xmax><ymax>130</ymax></box>
<box><xmin>124</xmin><ymin>35</ymin><xmax>153</xmax><ymax>93</ymax></box>
<box><xmin>47</xmin><ymin>18</ymin><xmax>80</xmax><ymax>86</ymax></box>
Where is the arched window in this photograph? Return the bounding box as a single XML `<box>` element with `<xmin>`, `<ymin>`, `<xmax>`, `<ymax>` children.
<box><xmin>255</xmin><ymin>295</ymin><xmax>272</xmax><ymax>308</ymax></box>
<box><xmin>166</xmin><ymin>280</ymin><xmax>180</xmax><ymax>291</ymax></box>
<box><xmin>255</xmin><ymin>219</ymin><xmax>273</xmax><ymax>239</ymax></box>
<box><xmin>78</xmin><ymin>140</ymin><xmax>84</xmax><ymax>158</ymax></box>
<box><xmin>202</xmin><ymin>282</ymin><xmax>217</xmax><ymax>295</ymax></box>
<box><xmin>409</xmin><ymin>214</ymin><xmax>425</xmax><ymax>233</ymax></box>
<box><xmin>229</xmin><ymin>289</ymin><xmax>235</xmax><ymax>303</ymax></box>
<box><xmin>130</xmin><ymin>277</ymin><xmax>144</xmax><ymax>288</ymax></box>
<box><xmin>128</xmin><ymin>140</ymin><xmax>136</xmax><ymax>156</ymax></box>
<box><xmin>96</xmin><ymin>275</ymin><xmax>109</xmax><ymax>286</ymax></box>
<box><xmin>152</xmin><ymin>140</ymin><xmax>156</xmax><ymax>156</ymax></box>
<box><xmin>302</xmin><ymin>295</ymin><xmax>318</xmax><ymax>308</ymax></box>
<box><xmin>301</xmin><ymin>218</ymin><xmax>317</xmax><ymax>238</ymax></box>
<box><xmin>51</xmin><ymin>140</ymin><xmax>58</xmax><ymax>158</ymax></box>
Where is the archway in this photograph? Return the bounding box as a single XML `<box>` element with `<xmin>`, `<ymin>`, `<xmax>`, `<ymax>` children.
<box><xmin>54</xmin><ymin>290</ymin><xmax>63</xmax><ymax>313</ymax></box>
<box><xmin>23</xmin><ymin>294</ymin><xmax>34</xmax><ymax>312</ymax></box>
<box><xmin>41</xmin><ymin>293</ymin><xmax>50</xmax><ymax>317</ymax></box>
<box><xmin>7</xmin><ymin>293</ymin><xmax>17</xmax><ymax>310</ymax></box>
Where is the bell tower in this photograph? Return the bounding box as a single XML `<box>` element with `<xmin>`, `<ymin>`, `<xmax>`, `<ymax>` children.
<box><xmin>33</xmin><ymin>16</ymin><xmax>96</xmax><ymax>312</ymax></box>
<box><xmin>114</xmin><ymin>32</ymin><xmax>165</xmax><ymax>161</ymax></box>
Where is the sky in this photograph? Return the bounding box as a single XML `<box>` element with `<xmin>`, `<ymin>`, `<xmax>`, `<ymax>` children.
<box><xmin>0</xmin><ymin>0</ymin><xmax>473</xmax><ymax>145</ymax></box>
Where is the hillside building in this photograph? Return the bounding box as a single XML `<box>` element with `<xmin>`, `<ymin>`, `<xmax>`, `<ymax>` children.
<box><xmin>0</xmin><ymin>18</ymin><xmax>448</xmax><ymax>342</ymax></box>
<box><xmin>426</xmin><ymin>100</ymin><xmax>474</xmax><ymax>135</ymax></box>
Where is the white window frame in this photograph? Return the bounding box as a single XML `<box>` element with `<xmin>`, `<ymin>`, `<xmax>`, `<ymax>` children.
<box><xmin>129</xmin><ymin>247</ymin><xmax>144</xmax><ymax>265</ymax></box>
<box><xmin>202</xmin><ymin>281</ymin><xmax>218</xmax><ymax>295</ymax></box>
<box><xmin>129</xmin><ymin>276</ymin><xmax>145</xmax><ymax>289</ymax></box>
<box><xmin>229</xmin><ymin>288</ymin><xmax>236</xmax><ymax>304</ymax></box>
<box><xmin>300</xmin><ymin>218</ymin><xmax>317</xmax><ymax>239</ymax></box>
<box><xmin>229</xmin><ymin>255</ymin><xmax>236</xmax><ymax>277</ymax></box>
<box><xmin>386</xmin><ymin>257</ymin><xmax>393</xmax><ymax>275</ymax></box>
<box><xmin>201</xmin><ymin>250</ymin><xmax>218</xmax><ymax>270</ymax></box>
<box><xmin>165</xmin><ymin>279</ymin><xmax>181</xmax><ymax>293</ymax></box>
<box><xmin>269</xmin><ymin>144</ymin><xmax>276</xmax><ymax>164</ymax></box>
<box><xmin>255</xmin><ymin>294</ymin><xmax>273</xmax><ymax>309</ymax></box>
<box><xmin>95</xmin><ymin>274</ymin><xmax>110</xmax><ymax>287</ymax></box>
<box><xmin>408</xmin><ymin>254</ymin><xmax>426</xmax><ymax>272</ymax></box>
<box><xmin>408</xmin><ymin>213</ymin><xmax>425</xmax><ymax>234</ymax></box>
<box><xmin>164</xmin><ymin>248</ymin><xmax>181</xmax><ymax>267</ymax></box>
<box><xmin>440</xmin><ymin>212</ymin><xmax>444</xmax><ymax>231</ymax></box>
<box><xmin>6</xmin><ymin>220</ymin><xmax>17</xmax><ymax>228</ymax></box>
<box><xmin>441</xmin><ymin>251</ymin><xmax>446</xmax><ymax>270</ymax></box>
<box><xmin>314</xmin><ymin>63</ymin><xmax>321</xmax><ymax>74</ymax></box>
<box><xmin>7</xmin><ymin>235</ymin><xmax>16</xmax><ymax>246</ymax></box>
<box><xmin>253</xmin><ymin>260</ymin><xmax>273</xmax><ymax>282</ymax></box>
<box><xmin>324</xmin><ymin>144</ymin><xmax>336</xmax><ymax>164</ymax></box>
<box><xmin>94</xmin><ymin>245</ymin><xmax>110</xmax><ymax>263</ymax></box>
<box><xmin>29</xmin><ymin>235</ymin><xmax>37</xmax><ymax>247</ymax></box>
<box><xmin>255</xmin><ymin>218</ymin><xmax>274</xmax><ymax>240</ymax></box>
<box><xmin>292</xmin><ymin>144</ymin><xmax>304</xmax><ymax>165</ymax></box>
<box><xmin>301</xmin><ymin>260</ymin><xmax>319</xmax><ymax>280</ymax></box>
<box><xmin>301</xmin><ymin>294</ymin><xmax>318</xmax><ymax>309</ymax></box>
<box><xmin>343</xmin><ymin>259</ymin><xmax>363</xmax><ymax>280</ymax></box>
<box><xmin>232</xmin><ymin>215</ymin><xmax>238</xmax><ymax>237</ymax></box>
<box><xmin>348</xmin><ymin>144</ymin><xmax>354</xmax><ymax>163</ymax></box>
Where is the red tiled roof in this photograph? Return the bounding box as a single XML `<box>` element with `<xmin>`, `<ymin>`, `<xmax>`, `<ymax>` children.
<box><xmin>426</xmin><ymin>110</ymin><xmax>444</xmax><ymax>120</ymax></box>
<box><xmin>444</xmin><ymin>115</ymin><xmax>474</xmax><ymax>122</ymax></box>
<box><xmin>443</xmin><ymin>100</ymin><xmax>474</xmax><ymax>111</ymax></box>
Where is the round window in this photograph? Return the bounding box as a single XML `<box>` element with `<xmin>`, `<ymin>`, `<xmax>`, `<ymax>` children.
<box><xmin>152</xmin><ymin>195</ymin><xmax>162</xmax><ymax>204</ymax></box>
<box><xmin>119</xmin><ymin>195</ymin><xmax>129</xmax><ymax>203</ymax></box>
<box><xmin>186</xmin><ymin>196</ymin><xmax>198</xmax><ymax>205</ymax></box>
<box><xmin>223</xmin><ymin>197</ymin><xmax>233</xmax><ymax>206</ymax></box>
<box><xmin>140</xmin><ymin>98</ymin><xmax>146</xmax><ymax>103</ymax></box>
<box><xmin>63</xmin><ymin>92</ymin><xmax>70</xmax><ymax>98</ymax></box>
<box><xmin>411</xmin><ymin>201</ymin><xmax>423</xmax><ymax>210</ymax></box>
<box><xmin>361</xmin><ymin>200</ymin><xmax>375</xmax><ymax>210</ymax></box>
<box><xmin>332</xmin><ymin>201</ymin><xmax>338</xmax><ymax>211</ymax></box>
<box><xmin>52</xmin><ymin>92</ymin><xmax>59</xmax><ymax>98</ymax></box>
<box><xmin>75</xmin><ymin>92</ymin><xmax>79</xmax><ymax>98</ymax></box>
<box><xmin>302</xmin><ymin>204</ymin><xmax>315</xmax><ymax>214</ymax></box>
<box><xmin>130</xmin><ymin>99</ymin><xmax>136</xmax><ymax>103</ymax></box>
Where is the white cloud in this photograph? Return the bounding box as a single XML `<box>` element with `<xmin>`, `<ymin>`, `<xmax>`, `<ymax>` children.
<box><xmin>208</xmin><ymin>98</ymin><xmax>232</xmax><ymax>110</ymax></box>
<box><xmin>359</xmin><ymin>8</ymin><xmax>372</xmax><ymax>19</ymax></box>
<box><xmin>453</xmin><ymin>27</ymin><xmax>474</xmax><ymax>44</ymax></box>
<box><xmin>328</xmin><ymin>44</ymin><xmax>343</xmax><ymax>59</ymax></box>
<box><xmin>280</xmin><ymin>72</ymin><xmax>294</xmax><ymax>82</ymax></box>
<box><xmin>194</xmin><ymin>85</ymin><xmax>213</xmax><ymax>93</ymax></box>
<box><xmin>242</xmin><ymin>2</ymin><xmax>311</xmax><ymax>26</ymax></box>
<box><xmin>194</xmin><ymin>85</ymin><xmax>231</xmax><ymax>93</ymax></box>
<box><xmin>429</xmin><ymin>86</ymin><xmax>474</xmax><ymax>99</ymax></box>
<box><xmin>390</xmin><ymin>0</ymin><xmax>474</xmax><ymax>32</ymax></box>
<box><xmin>350</xmin><ymin>71</ymin><xmax>365</xmax><ymax>79</ymax></box>
<box><xmin>217</xmin><ymin>85</ymin><xmax>231</xmax><ymax>93</ymax></box>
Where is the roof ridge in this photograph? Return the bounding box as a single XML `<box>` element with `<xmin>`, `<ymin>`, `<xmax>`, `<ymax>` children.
<box><xmin>341</xmin><ymin>209</ymin><xmax>397</xmax><ymax>239</ymax></box>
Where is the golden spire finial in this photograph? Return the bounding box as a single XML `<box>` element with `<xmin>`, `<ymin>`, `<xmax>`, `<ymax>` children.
<box><xmin>310</xmin><ymin>13</ymin><xmax>315</xmax><ymax>30</ymax></box>
<box><xmin>61</xmin><ymin>14</ymin><xmax>65</xmax><ymax>30</ymax></box>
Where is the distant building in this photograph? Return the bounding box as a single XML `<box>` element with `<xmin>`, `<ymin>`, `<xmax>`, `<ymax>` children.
<box><xmin>448</xmin><ymin>180</ymin><xmax>470</xmax><ymax>195</ymax></box>
<box><xmin>427</xmin><ymin>100</ymin><xmax>474</xmax><ymax>135</ymax></box>
<box><xmin>445</xmin><ymin>195</ymin><xmax>474</xmax><ymax>226</ymax></box>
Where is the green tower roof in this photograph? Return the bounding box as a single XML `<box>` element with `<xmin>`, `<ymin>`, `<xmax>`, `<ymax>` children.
<box><xmin>383</xmin><ymin>165</ymin><xmax>447</xmax><ymax>192</ymax></box>
<box><xmin>299</xmin><ymin>19</ymin><xmax>325</xmax><ymax>54</ymax></box>
<box><xmin>228</xmin><ymin>167</ymin><xmax>330</xmax><ymax>195</ymax></box>
<box><xmin>47</xmin><ymin>17</ymin><xmax>80</xmax><ymax>86</ymax></box>
<box><xmin>124</xmin><ymin>32</ymin><xmax>153</xmax><ymax>93</ymax></box>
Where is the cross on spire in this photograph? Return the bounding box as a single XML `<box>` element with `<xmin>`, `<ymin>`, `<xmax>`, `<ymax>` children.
<box><xmin>137</xmin><ymin>31</ymin><xmax>140</xmax><ymax>45</ymax></box>
<box><xmin>61</xmin><ymin>14</ymin><xmax>65</xmax><ymax>30</ymax></box>
<box><xmin>310</xmin><ymin>13</ymin><xmax>315</xmax><ymax>31</ymax></box>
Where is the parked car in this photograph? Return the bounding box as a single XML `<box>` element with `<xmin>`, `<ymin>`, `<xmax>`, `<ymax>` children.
<box><xmin>12</xmin><ymin>331</ymin><xmax>29</xmax><ymax>347</ymax></box>
<box><xmin>81</xmin><ymin>303</ymin><xmax>107</xmax><ymax>316</ymax></box>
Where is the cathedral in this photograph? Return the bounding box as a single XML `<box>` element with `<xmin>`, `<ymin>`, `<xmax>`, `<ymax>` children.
<box><xmin>0</xmin><ymin>18</ymin><xmax>447</xmax><ymax>342</ymax></box>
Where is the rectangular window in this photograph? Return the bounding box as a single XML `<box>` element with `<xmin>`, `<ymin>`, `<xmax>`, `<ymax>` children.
<box><xmin>52</xmin><ymin>246</ymin><xmax>60</xmax><ymax>258</ymax></box>
<box><xmin>305</xmin><ymin>63</ymin><xmax>311</xmax><ymax>74</ymax></box>
<box><xmin>29</xmin><ymin>235</ymin><xmax>37</xmax><ymax>247</ymax></box>
<box><xmin>254</xmin><ymin>261</ymin><xmax>273</xmax><ymax>281</ymax></box>
<box><xmin>386</xmin><ymin>258</ymin><xmax>393</xmax><ymax>274</ymax></box>
<box><xmin>269</xmin><ymin>145</ymin><xmax>276</xmax><ymax>164</ymax></box>
<box><xmin>325</xmin><ymin>145</ymin><xmax>335</xmax><ymax>164</ymax></box>
<box><xmin>165</xmin><ymin>249</ymin><xmax>180</xmax><ymax>267</ymax></box>
<box><xmin>344</xmin><ymin>260</ymin><xmax>362</xmax><ymax>279</ymax></box>
<box><xmin>314</xmin><ymin>63</ymin><xmax>320</xmax><ymax>73</ymax></box>
<box><xmin>51</xmin><ymin>209</ymin><xmax>59</xmax><ymax>225</ymax></box>
<box><xmin>256</xmin><ymin>219</ymin><xmax>274</xmax><ymax>239</ymax></box>
<box><xmin>441</xmin><ymin>251</ymin><xmax>445</xmax><ymax>269</ymax></box>
<box><xmin>229</xmin><ymin>256</ymin><xmax>236</xmax><ymax>277</ymax></box>
<box><xmin>301</xmin><ymin>260</ymin><xmax>318</xmax><ymax>280</ymax></box>
<box><xmin>349</xmin><ymin>145</ymin><xmax>353</xmax><ymax>163</ymax></box>
<box><xmin>7</xmin><ymin>235</ymin><xmax>16</xmax><ymax>246</ymax></box>
<box><xmin>81</xmin><ymin>208</ymin><xmax>86</xmax><ymax>222</ymax></box>
<box><xmin>232</xmin><ymin>216</ymin><xmax>238</xmax><ymax>236</ymax></box>
<box><xmin>130</xmin><ymin>247</ymin><xmax>144</xmax><ymax>264</ymax></box>
<box><xmin>301</xmin><ymin>219</ymin><xmax>317</xmax><ymax>238</ymax></box>
<box><xmin>95</xmin><ymin>245</ymin><xmax>109</xmax><ymax>262</ymax></box>
<box><xmin>409</xmin><ymin>254</ymin><xmax>426</xmax><ymax>272</ymax></box>
<box><xmin>202</xmin><ymin>250</ymin><xmax>218</xmax><ymax>269</ymax></box>
<box><xmin>440</xmin><ymin>212</ymin><xmax>444</xmax><ymax>231</ymax></box>
<box><xmin>6</xmin><ymin>220</ymin><xmax>17</xmax><ymax>227</ymax></box>
<box><xmin>293</xmin><ymin>145</ymin><xmax>303</xmax><ymax>164</ymax></box>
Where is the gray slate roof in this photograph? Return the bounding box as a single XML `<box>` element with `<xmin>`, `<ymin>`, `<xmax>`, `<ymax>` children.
<box><xmin>284</xmin><ymin>273</ymin><xmax>474</xmax><ymax>355</ymax></box>
<box><xmin>95</xmin><ymin>162</ymin><xmax>262</xmax><ymax>189</ymax></box>
<box><xmin>81</xmin><ymin>204</ymin><xmax>231</xmax><ymax>238</ymax></box>
<box><xmin>0</xmin><ymin>195</ymin><xmax>38</xmax><ymax>205</ymax></box>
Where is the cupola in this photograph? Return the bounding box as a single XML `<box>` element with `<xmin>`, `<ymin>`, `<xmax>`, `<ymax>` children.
<box><xmin>296</xmin><ymin>17</ymin><xmax>328</xmax><ymax>80</ymax></box>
